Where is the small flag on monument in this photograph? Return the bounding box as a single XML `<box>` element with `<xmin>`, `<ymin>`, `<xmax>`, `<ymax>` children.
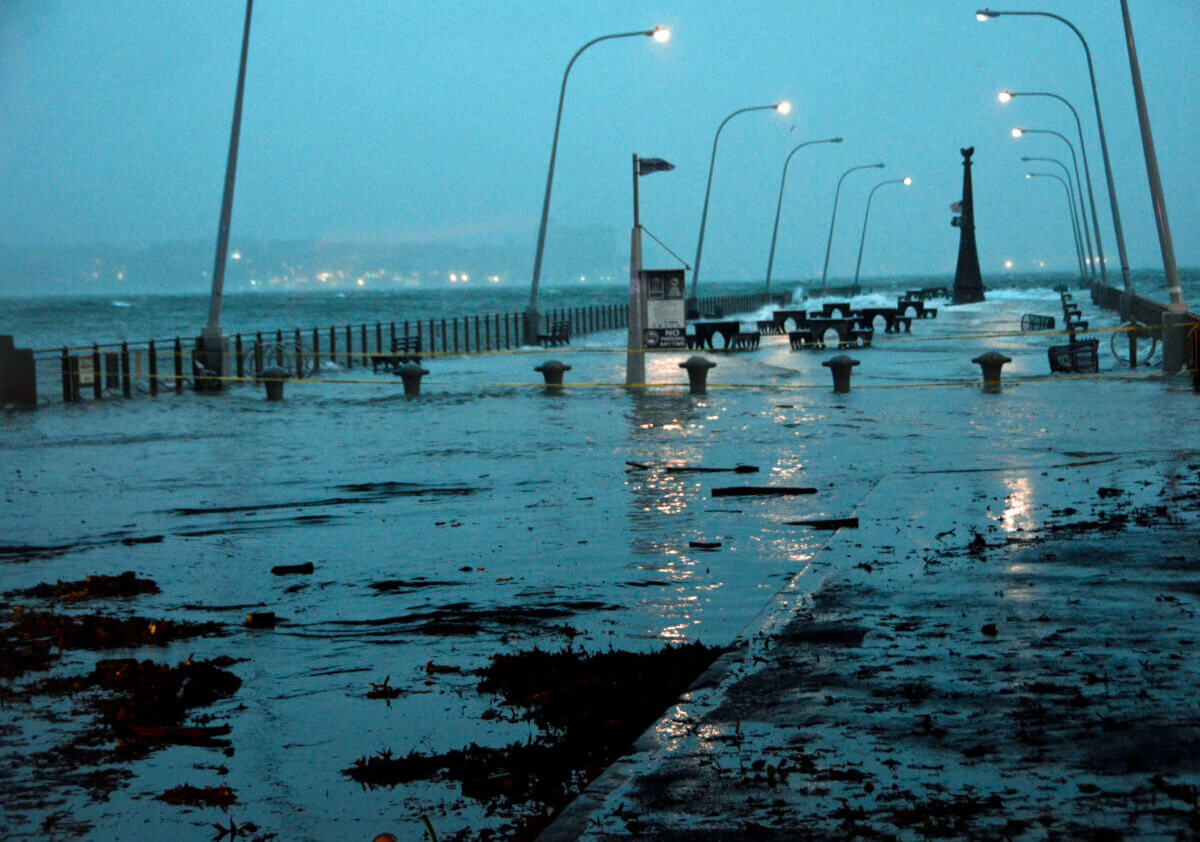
<box><xmin>638</xmin><ymin>157</ymin><xmax>675</xmax><ymax>176</ymax></box>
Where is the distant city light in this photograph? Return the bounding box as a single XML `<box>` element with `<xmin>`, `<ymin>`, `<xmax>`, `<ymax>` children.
<box><xmin>231</xmin><ymin>251</ymin><xmax>241</xmax><ymax>260</ymax></box>
<box><xmin>461</xmin><ymin>273</ymin><xmax>469</xmax><ymax>282</ymax></box>
<box><xmin>1004</xmin><ymin>259</ymin><xmax>1014</xmax><ymax>269</ymax></box>
<box><xmin>357</xmin><ymin>278</ymin><xmax>365</xmax><ymax>286</ymax></box>
<box><xmin>489</xmin><ymin>275</ymin><xmax>500</xmax><ymax>284</ymax></box>
<box><xmin>450</xmin><ymin>273</ymin><xmax>459</xmax><ymax>283</ymax></box>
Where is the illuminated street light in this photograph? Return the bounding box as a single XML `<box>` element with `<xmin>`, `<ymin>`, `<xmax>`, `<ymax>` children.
<box><xmin>1022</xmin><ymin>155</ymin><xmax>1090</xmax><ymax>281</ymax></box>
<box><xmin>690</xmin><ymin>101</ymin><xmax>793</xmax><ymax>306</ymax></box>
<box><xmin>525</xmin><ymin>27</ymin><xmax>669</xmax><ymax>344</ymax></box>
<box><xmin>820</xmin><ymin>162</ymin><xmax>885</xmax><ymax>291</ymax></box>
<box><xmin>976</xmin><ymin>8</ymin><xmax>1131</xmax><ymax>292</ymax></box>
<box><xmin>1026</xmin><ymin>172</ymin><xmax>1087</xmax><ymax>282</ymax></box>
<box><xmin>999</xmin><ymin>90</ymin><xmax>1101</xmax><ymax>286</ymax></box>
<box><xmin>764</xmin><ymin>136</ymin><xmax>843</xmax><ymax>295</ymax></box>
<box><xmin>853</xmin><ymin>177</ymin><xmax>912</xmax><ymax>292</ymax></box>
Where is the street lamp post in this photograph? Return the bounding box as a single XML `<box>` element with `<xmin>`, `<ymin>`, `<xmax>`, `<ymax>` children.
<box><xmin>1119</xmin><ymin>0</ymin><xmax>1185</xmax><ymax>315</ymax></box>
<box><xmin>690</xmin><ymin>100</ymin><xmax>792</xmax><ymax>309</ymax></box>
<box><xmin>524</xmin><ymin>26</ymin><xmax>670</xmax><ymax>345</ymax></box>
<box><xmin>977</xmin><ymin>9</ymin><xmax>1131</xmax><ymax>292</ymax></box>
<box><xmin>199</xmin><ymin>0</ymin><xmax>254</xmax><ymax>389</ymax></box>
<box><xmin>999</xmin><ymin>91</ymin><xmax>1100</xmax><ymax>285</ymax></box>
<box><xmin>1022</xmin><ymin>156</ymin><xmax>1088</xmax><ymax>281</ymax></box>
<box><xmin>853</xmin><ymin>177</ymin><xmax>912</xmax><ymax>292</ymax></box>
<box><xmin>1026</xmin><ymin>172</ymin><xmax>1087</xmax><ymax>282</ymax></box>
<box><xmin>1010</xmin><ymin>126</ymin><xmax>1096</xmax><ymax>278</ymax></box>
<box><xmin>764</xmin><ymin>136</ymin><xmax>842</xmax><ymax>296</ymax></box>
<box><xmin>821</xmin><ymin>163</ymin><xmax>884</xmax><ymax>291</ymax></box>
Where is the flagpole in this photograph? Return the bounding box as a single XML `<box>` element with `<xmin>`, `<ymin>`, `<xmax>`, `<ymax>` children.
<box><xmin>627</xmin><ymin>154</ymin><xmax>645</xmax><ymax>386</ymax></box>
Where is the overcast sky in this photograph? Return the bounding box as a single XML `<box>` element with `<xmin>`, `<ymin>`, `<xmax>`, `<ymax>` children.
<box><xmin>2</xmin><ymin>1</ymin><xmax>1197</xmax><ymax>284</ymax></box>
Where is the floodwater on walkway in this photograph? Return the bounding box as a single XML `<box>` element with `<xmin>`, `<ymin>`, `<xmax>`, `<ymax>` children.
<box><xmin>2</xmin><ymin>284</ymin><xmax>1196</xmax><ymax>840</ymax></box>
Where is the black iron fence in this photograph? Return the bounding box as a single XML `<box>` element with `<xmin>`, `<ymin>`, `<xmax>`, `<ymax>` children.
<box><xmin>21</xmin><ymin>290</ymin><xmax>781</xmax><ymax>405</ymax></box>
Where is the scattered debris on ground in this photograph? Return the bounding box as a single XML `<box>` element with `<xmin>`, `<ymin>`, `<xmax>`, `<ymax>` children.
<box><xmin>345</xmin><ymin>641</ymin><xmax>726</xmax><ymax>840</ymax></box>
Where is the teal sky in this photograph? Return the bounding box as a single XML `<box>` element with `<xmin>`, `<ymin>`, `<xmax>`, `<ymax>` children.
<box><xmin>2</xmin><ymin>1</ymin><xmax>1197</xmax><ymax>284</ymax></box>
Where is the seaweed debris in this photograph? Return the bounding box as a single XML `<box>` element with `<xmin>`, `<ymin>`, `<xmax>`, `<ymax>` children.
<box><xmin>4</xmin><ymin>570</ymin><xmax>159</xmax><ymax>602</ymax></box>
<box><xmin>344</xmin><ymin>641</ymin><xmax>724</xmax><ymax>840</ymax></box>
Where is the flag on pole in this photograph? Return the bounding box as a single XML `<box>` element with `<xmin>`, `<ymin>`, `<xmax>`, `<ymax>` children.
<box><xmin>950</xmin><ymin>201</ymin><xmax>963</xmax><ymax>213</ymax></box>
<box><xmin>638</xmin><ymin>158</ymin><xmax>675</xmax><ymax>176</ymax></box>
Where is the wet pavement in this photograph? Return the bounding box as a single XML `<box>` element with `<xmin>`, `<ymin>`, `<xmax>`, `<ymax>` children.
<box><xmin>540</xmin><ymin>336</ymin><xmax>1200</xmax><ymax>839</ymax></box>
<box><xmin>3</xmin><ymin>288</ymin><xmax>1198</xmax><ymax>840</ymax></box>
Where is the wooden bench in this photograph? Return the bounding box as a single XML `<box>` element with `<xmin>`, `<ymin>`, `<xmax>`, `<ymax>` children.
<box><xmin>757</xmin><ymin>319</ymin><xmax>786</xmax><ymax>335</ymax></box>
<box><xmin>851</xmin><ymin>327</ymin><xmax>875</xmax><ymax>348</ymax></box>
<box><xmin>788</xmin><ymin>329</ymin><xmax>819</xmax><ymax>350</ymax></box>
<box><xmin>691</xmin><ymin>320</ymin><xmax>740</xmax><ymax>350</ymax></box>
<box><xmin>728</xmin><ymin>332</ymin><xmax>760</xmax><ymax>351</ymax></box>
<box><xmin>537</xmin><ymin>318</ymin><xmax>571</xmax><ymax>347</ymax></box>
<box><xmin>371</xmin><ymin>336</ymin><xmax>422</xmax><ymax>372</ymax></box>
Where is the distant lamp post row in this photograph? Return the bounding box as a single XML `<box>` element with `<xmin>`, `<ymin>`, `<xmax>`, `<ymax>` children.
<box><xmin>853</xmin><ymin>177</ymin><xmax>912</xmax><ymax>293</ymax></box>
<box><xmin>976</xmin><ymin>8</ymin><xmax>1131</xmax><ymax>292</ymax></box>
<box><xmin>982</xmin><ymin>4</ymin><xmax>1185</xmax><ymax>312</ymax></box>
<box><xmin>1010</xmin><ymin>126</ymin><xmax>1094</xmax><ymax>278</ymax></box>
<box><xmin>820</xmin><ymin>163</ymin><xmax>884</xmax><ymax>291</ymax></box>
<box><xmin>1022</xmin><ymin>156</ymin><xmax>1090</xmax><ymax>281</ymax></box>
<box><xmin>1025</xmin><ymin>172</ymin><xmax>1087</xmax><ymax>282</ymax></box>
<box><xmin>1000</xmin><ymin>90</ymin><xmax>1102</xmax><ymax>285</ymax></box>
<box><xmin>525</xmin><ymin>26</ymin><xmax>670</xmax><ymax>344</ymax></box>
<box><xmin>764</xmin><ymin>136</ymin><xmax>843</xmax><ymax>296</ymax></box>
<box><xmin>690</xmin><ymin>100</ymin><xmax>792</xmax><ymax>306</ymax></box>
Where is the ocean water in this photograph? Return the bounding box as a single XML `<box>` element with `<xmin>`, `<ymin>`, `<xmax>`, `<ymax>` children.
<box><xmin>0</xmin><ymin>269</ymin><xmax>1197</xmax><ymax>840</ymax></box>
<box><xmin>3</xmin><ymin>268</ymin><xmax>1195</xmax><ymax>353</ymax></box>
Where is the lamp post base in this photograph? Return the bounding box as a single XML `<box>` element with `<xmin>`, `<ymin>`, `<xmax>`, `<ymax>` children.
<box><xmin>522</xmin><ymin>308</ymin><xmax>541</xmax><ymax>347</ymax></box>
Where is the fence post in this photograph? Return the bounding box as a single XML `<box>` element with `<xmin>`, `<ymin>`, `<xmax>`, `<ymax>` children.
<box><xmin>255</xmin><ymin>332</ymin><xmax>264</xmax><ymax>375</ymax></box>
<box><xmin>329</xmin><ymin>326</ymin><xmax>336</xmax><ymax>365</ymax></box>
<box><xmin>345</xmin><ymin>325</ymin><xmax>353</xmax><ymax>368</ymax></box>
<box><xmin>312</xmin><ymin>328</ymin><xmax>320</xmax><ymax>367</ymax></box>
<box><xmin>174</xmin><ymin>338</ymin><xmax>183</xmax><ymax>393</ymax></box>
<box><xmin>361</xmin><ymin>324</ymin><xmax>368</xmax><ymax>367</ymax></box>
<box><xmin>235</xmin><ymin>334</ymin><xmax>245</xmax><ymax>379</ymax></box>
<box><xmin>61</xmin><ymin>347</ymin><xmax>71</xmax><ymax>403</ymax></box>
<box><xmin>149</xmin><ymin>340</ymin><xmax>158</xmax><ymax>396</ymax></box>
<box><xmin>453</xmin><ymin>319</ymin><xmax>459</xmax><ymax>352</ymax></box>
<box><xmin>121</xmin><ymin>342</ymin><xmax>131</xmax><ymax>397</ymax></box>
<box><xmin>92</xmin><ymin>345</ymin><xmax>102</xmax><ymax>400</ymax></box>
<box><xmin>295</xmin><ymin>328</ymin><xmax>304</xmax><ymax>379</ymax></box>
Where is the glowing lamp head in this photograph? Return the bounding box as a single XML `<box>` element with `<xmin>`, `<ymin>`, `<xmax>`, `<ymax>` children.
<box><xmin>1025</xmin><ymin>173</ymin><xmax>1033</xmax><ymax>179</ymax></box>
<box><xmin>776</xmin><ymin>101</ymin><xmax>792</xmax><ymax>115</ymax></box>
<box><xmin>1011</xmin><ymin>127</ymin><xmax>1024</xmax><ymax>138</ymax></box>
<box><xmin>977</xmin><ymin>9</ymin><xmax>998</xmax><ymax>21</ymax></box>
<box><xmin>998</xmin><ymin>91</ymin><xmax>1013</xmax><ymax>103</ymax></box>
<box><xmin>902</xmin><ymin>177</ymin><xmax>913</xmax><ymax>186</ymax></box>
<box><xmin>651</xmin><ymin>27</ymin><xmax>670</xmax><ymax>43</ymax></box>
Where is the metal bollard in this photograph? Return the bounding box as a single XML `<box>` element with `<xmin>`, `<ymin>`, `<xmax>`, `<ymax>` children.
<box><xmin>679</xmin><ymin>356</ymin><xmax>716</xmax><ymax>395</ymax></box>
<box><xmin>399</xmin><ymin>361</ymin><xmax>429</xmax><ymax>398</ymax></box>
<box><xmin>822</xmin><ymin>354</ymin><xmax>860</xmax><ymax>393</ymax></box>
<box><xmin>534</xmin><ymin>360</ymin><xmax>571</xmax><ymax>388</ymax></box>
<box><xmin>971</xmin><ymin>351</ymin><xmax>1012</xmax><ymax>393</ymax></box>
<box><xmin>259</xmin><ymin>366</ymin><xmax>287</xmax><ymax>401</ymax></box>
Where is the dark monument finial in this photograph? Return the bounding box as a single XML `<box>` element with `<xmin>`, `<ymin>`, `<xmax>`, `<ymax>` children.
<box><xmin>952</xmin><ymin>146</ymin><xmax>985</xmax><ymax>304</ymax></box>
